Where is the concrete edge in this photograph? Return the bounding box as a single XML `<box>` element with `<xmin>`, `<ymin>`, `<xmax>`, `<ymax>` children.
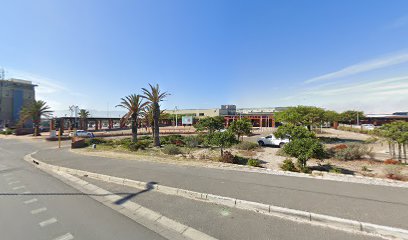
<box><xmin>26</xmin><ymin>152</ymin><xmax>408</xmax><ymax>240</ymax></box>
<box><xmin>26</xmin><ymin>156</ymin><xmax>217</xmax><ymax>240</ymax></box>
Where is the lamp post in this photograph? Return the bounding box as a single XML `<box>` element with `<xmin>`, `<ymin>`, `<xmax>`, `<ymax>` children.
<box><xmin>174</xmin><ymin>106</ymin><xmax>178</xmax><ymax>127</ymax></box>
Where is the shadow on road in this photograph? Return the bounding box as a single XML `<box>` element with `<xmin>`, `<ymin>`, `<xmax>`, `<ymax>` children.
<box><xmin>114</xmin><ymin>181</ymin><xmax>158</xmax><ymax>205</ymax></box>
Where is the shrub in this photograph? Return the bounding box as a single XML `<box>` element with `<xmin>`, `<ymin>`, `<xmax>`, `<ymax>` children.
<box><xmin>364</xmin><ymin>137</ymin><xmax>378</xmax><ymax>144</ymax></box>
<box><xmin>0</xmin><ymin>129</ymin><xmax>13</xmax><ymax>135</ymax></box>
<box><xmin>283</xmin><ymin>138</ymin><xmax>325</xmax><ymax>169</ymax></box>
<box><xmin>280</xmin><ymin>158</ymin><xmax>297</xmax><ymax>172</ymax></box>
<box><xmin>162</xmin><ymin>144</ymin><xmax>182</xmax><ymax>155</ymax></box>
<box><xmin>219</xmin><ymin>151</ymin><xmax>234</xmax><ymax>163</ymax></box>
<box><xmin>333</xmin><ymin>143</ymin><xmax>373</xmax><ymax>160</ymax></box>
<box><xmin>184</xmin><ymin>135</ymin><xmax>202</xmax><ymax>148</ymax></box>
<box><xmin>247</xmin><ymin>159</ymin><xmax>261</xmax><ymax>167</ymax></box>
<box><xmin>234</xmin><ymin>141</ymin><xmax>259</xmax><ymax>151</ymax></box>
<box><xmin>383</xmin><ymin>166</ymin><xmax>404</xmax><ymax>180</ymax></box>
<box><xmin>139</xmin><ymin>135</ymin><xmax>152</xmax><ymax>140</ymax></box>
<box><xmin>361</xmin><ymin>166</ymin><xmax>370</xmax><ymax>172</ymax></box>
<box><xmin>88</xmin><ymin>138</ymin><xmax>109</xmax><ymax>144</ymax></box>
<box><xmin>329</xmin><ymin>166</ymin><xmax>342</xmax><ymax>174</ymax></box>
<box><xmin>125</xmin><ymin>140</ymin><xmax>150</xmax><ymax>151</ymax></box>
<box><xmin>384</xmin><ymin>159</ymin><xmax>400</xmax><ymax>165</ymax></box>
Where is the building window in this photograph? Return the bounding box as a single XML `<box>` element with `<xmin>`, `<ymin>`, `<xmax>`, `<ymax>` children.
<box><xmin>199</xmin><ymin>113</ymin><xmax>204</xmax><ymax>116</ymax></box>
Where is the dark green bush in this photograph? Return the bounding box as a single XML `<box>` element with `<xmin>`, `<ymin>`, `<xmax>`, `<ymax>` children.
<box><xmin>280</xmin><ymin>158</ymin><xmax>297</xmax><ymax>172</ymax></box>
<box><xmin>329</xmin><ymin>166</ymin><xmax>342</xmax><ymax>174</ymax></box>
<box><xmin>161</xmin><ymin>135</ymin><xmax>185</xmax><ymax>145</ymax></box>
<box><xmin>0</xmin><ymin>129</ymin><xmax>13</xmax><ymax>135</ymax></box>
<box><xmin>126</xmin><ymin>140</ymin><xmax>150</xmax><ymax>151</ymax></box>
<box><xmin>234</xmin><ymin>141</ymin><xmax>259</xmax><ymax>150</ymax></box>
<box><xmin>162</xmin><ymin>144</ymin><xmax>182</xmax><ymax>155</ymax></box>
<box><xmin>247</xmin><ymin>159</ymin><xmax>261</xmax><ymax>167</ymax></box>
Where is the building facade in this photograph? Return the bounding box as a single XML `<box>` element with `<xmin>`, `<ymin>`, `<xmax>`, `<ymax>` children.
<box><xmin>0</xmin><ymin>79</ymin><xmax>36</xmax><ymax>127</ymax></box>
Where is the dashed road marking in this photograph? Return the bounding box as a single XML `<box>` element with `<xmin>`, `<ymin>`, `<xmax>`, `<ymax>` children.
<box><xmin>5</xmin><ymin>177</ymin><xmax>14</xmax><ymax>181</ymax></box>
<box><xmin>23</xmin><ymin>191</ymin><xmax>31</xmax><ymax>194</ymax></box>
<box><xmin>2</xmin><ymin>173</ymin><xmax>13</xmax><ymax>177</ymax></box>
<box><xmin>31</xmin><ymin>207</ymin><xmax>47</xmax><ymax>215</ymax></box>
<box><xmin>12</xmin><ymin>186</ymin><xmax>25</xmax><ymax>190</ymax></box>
<box><xmin>24</xmin><ymin>198</ymin><xmax>38</xmax><ymax>204</ymax></box>
<box><xmin>39</xmin><ymin>218</ymin><xmax>58</xmax><ymax>227</ymax></box>
<box><xmin>8</xmin><ymin>181</ymin><xmax>20</xmax><ymax>185</ymax></box>
<box><xmin>53</xmin><ymin>233</ymin><xmax>74</xmax><ymax>240</ymax></box>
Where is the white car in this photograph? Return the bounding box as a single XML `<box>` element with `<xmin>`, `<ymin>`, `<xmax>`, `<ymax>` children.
<box><xmin>257</xmin><ymin>134</ymin><xmax>290</xmax><ymax>148</ymax></box>
<box><xmin>361</xmin><ymin>124</ymin><xmax>375</xmax><ymax>130</ymax></box>
<box><xmin>69</xmin><ymin>130</ymin><xmax>95</xmax><ymax>138</ymax></box>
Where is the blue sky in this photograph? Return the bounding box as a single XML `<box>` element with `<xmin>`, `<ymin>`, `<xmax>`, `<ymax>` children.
<box><xmin>1</xmin><ymin>0</ymin><xmax>408</xmax><ymax>114</ymax></box>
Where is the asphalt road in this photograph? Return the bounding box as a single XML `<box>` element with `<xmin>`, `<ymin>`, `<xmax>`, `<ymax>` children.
<box><xmin>31</xmin><ymin>141</ymin><xmax>408</xmax><ymax>230</ymax></box>
<box><xmin>81</xmin><ymin>176</ymin><xmax>383</xmax><ymax>240</ymax></box>
<box><xmin>0</xmin><ymin>138</ymin><xmax>166</xmax><ymax>240</ymax></box>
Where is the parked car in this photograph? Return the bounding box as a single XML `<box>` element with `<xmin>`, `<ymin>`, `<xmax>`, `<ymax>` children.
<box><xmin>69</xmin><ymin>130</ymin><xmax>95</xmax><ymax>138</ymax></box>
<box><xmin>361</xmin><ymin>124</ymin><xmax>375</xmax><ymax>130</ymax></box>
<box><xmin>257</xmin><ymin>134</ymin><xmax>290</xmax><ymax>148</ymax></box>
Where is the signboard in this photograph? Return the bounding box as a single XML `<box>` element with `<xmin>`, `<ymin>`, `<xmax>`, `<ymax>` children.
<box><xmin>182</xmin><ymin>116</ymin><xmax>193</xmax><ymax>125</ymax></box>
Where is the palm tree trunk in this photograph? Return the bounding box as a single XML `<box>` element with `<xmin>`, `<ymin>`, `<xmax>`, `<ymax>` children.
<box><xmin>403</xmin><ymin>143</ymin><xmax>407</xmax><ymax>164</ymax></box>
<box><xmin>388</xmin><ymin>142</ymin><xmax>392</xmax><ymax>157</ymax></box>
<box><xmin>153</xmin><ymin>103</ymin><xmax>160</xmax><ymax>147</ymax></box>
<box><xmin>131</xmin><ymin>118</ymin><xmax>137</xmax><ymax>143</ymax></box>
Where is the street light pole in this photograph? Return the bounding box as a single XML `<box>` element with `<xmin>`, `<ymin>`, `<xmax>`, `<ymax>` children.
<box><xmin>175</xmin><ymin>106</ymin><xmax>178</xmax><ymax>128</ymax></box>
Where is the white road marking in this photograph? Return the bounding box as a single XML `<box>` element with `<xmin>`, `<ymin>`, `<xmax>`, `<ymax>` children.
<box><xmin>12</xmin><ymin>186</ymin><xmax>25</xmax><ymax>190</ymax></box>
<box><xmin>53</xmin><ymin>233</ymin><xmax>74</xmax><ymax>240</ymax></box>
<box><xmin>24</xmin><ymin>198</ymin><xmax>38</xmax><ymax>204</ymax></box>
<box><xmin>39</xmin><ymin>218</ymin><xmax>57</xmax><ymax>227</ymax></box>
<box><xmin>8</xmin><ymin>181</ymin><xmax>20</xmax><ymax>185</ymax></box>
<box><xmin>2</xmin><ymin>173</ymin><xmax>13</xmax><ymax>177</ymax></box>
<box><xmin>23</xmin><ymin>191</ymin><xmax>31</xmax><ymax>194</ymax></box>
<box><xmin>5</xmin><ymin>177</ymin><xmax>14</xmax><ymax>181</ymax></box>
<box><xmin>31</xmin><ymin>207</ymin><xmax>47</xmax><ymax>214</ymax></box>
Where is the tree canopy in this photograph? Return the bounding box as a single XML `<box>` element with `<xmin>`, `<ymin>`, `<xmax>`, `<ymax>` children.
<box><xmin>204</xmin><ymin>130</ymin><xmax>237</xmax><ymax>156</ymax></box>
<box><xmin>194</xmin><ymin>116</ymin><xmax>225</xmax><ymax>133</ymax></box>
<box><xmin>229</xmin><ymin>118</ymin><xmax>252</xmax><ymax>141</ymax></box>
<box><xmin>274</xmin><ymin>106</ymin><xmax>326</xmax><ymax>130</ymax></box>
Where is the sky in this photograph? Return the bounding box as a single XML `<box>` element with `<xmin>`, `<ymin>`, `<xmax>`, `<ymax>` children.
<box><xmin>1</xmin><ymin>0</ymin><xmax>408</xmax><ymax>114</ymax></box>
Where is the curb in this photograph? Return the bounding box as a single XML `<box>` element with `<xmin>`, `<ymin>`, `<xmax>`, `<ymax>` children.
<box><xmin>25</xmin><ymin>152</ymin><xmax>408</xmax><ymax>240</ymax></box>
<box><xmin>26</xmin><ymin>153</ymin><xmax>217</xmax><ymax>240</ymax></box>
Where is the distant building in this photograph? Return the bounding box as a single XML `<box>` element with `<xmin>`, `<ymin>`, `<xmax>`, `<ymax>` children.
<box><xmin>0</xmin><ymin>79</ymin><xmax>37</xmax><ymax>127</ymax></box>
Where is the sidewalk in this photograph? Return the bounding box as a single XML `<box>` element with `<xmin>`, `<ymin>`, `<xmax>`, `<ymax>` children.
<box><xmin>33</xmin><ymin>147</ymin><xmax>408</xmax><ymax>230</ymax></box>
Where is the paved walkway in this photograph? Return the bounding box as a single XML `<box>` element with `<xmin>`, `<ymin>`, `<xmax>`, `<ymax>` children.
<box><xmin>33</xmin><ymin>146</ymin><xmax>408</xmax><ymax>230</ymax></box>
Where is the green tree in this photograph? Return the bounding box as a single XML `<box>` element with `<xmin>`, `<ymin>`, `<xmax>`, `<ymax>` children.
<box><xmin>79</xmin><ymin>109</ymin><xmax>90</xmax><ymax>130</ymax></box>
<box><xmin>379</xmin><ymin>121</ymin><xmax>408</xmax><ymax>162</ymax></box>
<box><xmin>275</xmin><ymin>106</ymin><xmax>326</xmax><ymax>130</ymax></box>
<box><xmin>142</xmin><ymin>84</ymin><xmax>170</xmax><ymax>147</ymax></box>
<box><xmin>116</xmin><ymin>94</ymin><xmax>148</xmax><ymax>143</ymax></box>
<box><xmin>323</xmin><ymin>110</ymin><xmax>340</xmax><ymax>126</ymax></box>
<box><xmin>205</xmin><ymin>130</ymin><xmax>237</xmax><ymax>157</ymax></box>
<box><xmin>283</xmin><ymin>138</ymin><xmax>325</xmax><ymax>171</ymax></box>
<box><xmin>229</xmin><ymin>118</ymin><xmax>252</xmax><ymax>141</ymax></box>
<box><xmin>194</xmin><ymin>116</ymin><xmax>225</xmax><ymax>133</ymax></box>
<box><xmin>274</xmin><ymin>124</ymin><xmax>315</xmax><ymax>139</ymax></box>
<box><xmin>19</xmin><ymin>100</ymin><xmax>52</xmax><ymax>136</ymax></box>
<box><xmin>340</xmin><ymin>110</ymin><xmax>364</xmax><ymax>125</ymax></box>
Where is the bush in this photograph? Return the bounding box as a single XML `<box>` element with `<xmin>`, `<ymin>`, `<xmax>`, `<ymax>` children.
<box><xmin>333</xmin><ymin>143</ymin><xmax>373</xmax><ymax>160</ymax></box>
<box><xmin>139</xmin><ymin>135</ymin><xmax>152</xmax><ymax>140</ymax></box>
<box><xmin>125</xmin><ymin>140</ymin><xmax>150</xmax><ymax>151</ymax></box>
<box><xmin>247</xmin><ymin>159</ymin><xmax>261</xmax><ymax>167</ymax></box>
<box><xmin>161</xmin><ymin>135</ymin><xmax>185</xmax><ymax>145</ymax></box>
<box><xmin>329</xmin><ymin>166</ymin><xmax>342</xmax><ymax>174</ymax></box>
<box><xmin>383</xmin><ymin>166</ymin><xmax>404</xmax><ymax>180</ymax></box>
<box><xmin>234</xmin><ymin>141</ymin><xmax>259</xmax><ymax>151</ymax></box>
<box><xmin>280</xmin><ymin>158</ymin><xmax>297</xmax><ymax>172</ymax></box>
<box><xmin>88</xmin><ymin>138</ymin><xmax>109</xmax><ymax>144</ymax></box>
<box><xmin>162</xmin><ymin>144</ymin><xmax>182</xmax><ymax>155</ymax></box>
<box><xmin>184</xmin><ymin>135</ymin><xmax>202</xmax><ymax>148</ymax></box>
<box><xmin>361</xmin><ymin>166</ymin><xmax>370</xmax><ymax>172</ymax></box>
<box><xmin>283</xmin><ymin>138</ymin><xmax>325</xmax><ymax>169</ymax></box>
<box><xmin>219</xmin><ymin>151</ymin><xmax>234</xmax><ymax>163</ymax></box>
<box><xmin>0</xmin><ymin>128</ymin><xmax>13</xmax><ymax>135</ymax></box>
<box><xmin>384</xmin><ymin>159</ymin><xmax>400</xmax><ymax>165</ymax></box>
<box><xmin>364</xmin><ymin>137</ymin><xmax>378</xmax><ymax>144</ymax></box>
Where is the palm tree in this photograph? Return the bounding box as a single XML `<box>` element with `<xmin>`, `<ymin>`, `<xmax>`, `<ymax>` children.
<box><xmin>19</xmin><ymin>100</ymin><xmax>52</xmax><ymax>136</ymax></box>
<box><xmin>116</xmin><ymin>94</ymin><xmax>148</xmax><ymax>143</ymax></box>
<box><xmin>141</xmin><ymin>84</ymin><xmax>170</xmax><ymax>147</ymax></box>
<box><xmin>79</xmin><ymin>109</ymin><xmax>90</xmax><ymax>130</ymax></box>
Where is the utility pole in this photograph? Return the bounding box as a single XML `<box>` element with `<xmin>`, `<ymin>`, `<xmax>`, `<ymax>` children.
<box><xmin>174</xmin><ymin>106</ymin><xmax>178</xmax><ymax>127</ymax></box>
